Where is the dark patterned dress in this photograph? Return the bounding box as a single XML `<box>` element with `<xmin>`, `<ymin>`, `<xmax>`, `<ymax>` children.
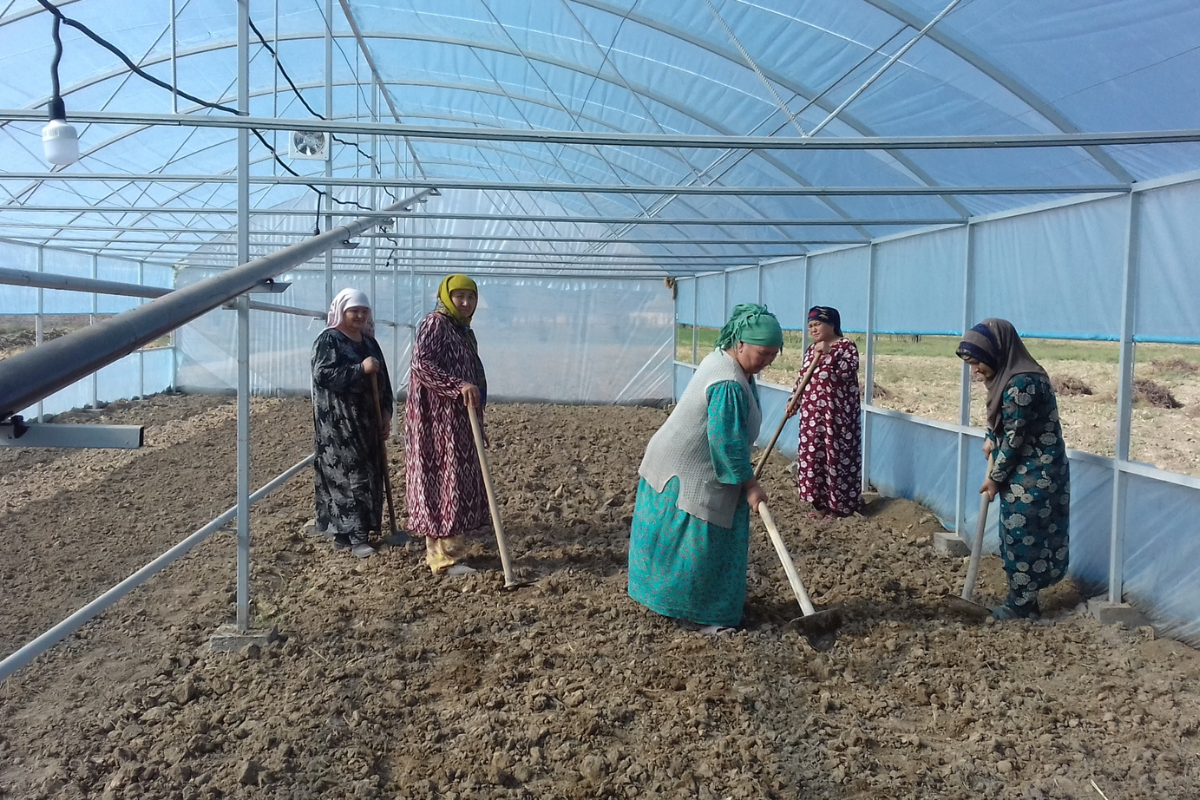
<box><xmin>986</xmin><ymin>373</ymin><xmax>1070</xmax><ymax>616</ymax></box>
<box><xmin>404</xmin><ymin>311</ymin><xmax>489</xmax><ymax>541</ymax></box>
<box><xmin>311</xmin><ymin>329</ymin><xmax>393</xmax><ymax>545</ymax></box>
<box><xmin>627</xmin><ymin>380</ymin><xmax>757</xmax><ymax>628</ymax></box>
<box><xmin>795</xmin><ymin>338</ymin><xmax>862</xmax><ymax>517</ymax></box>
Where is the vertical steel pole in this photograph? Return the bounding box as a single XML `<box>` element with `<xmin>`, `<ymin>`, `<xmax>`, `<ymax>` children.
<box><xmin>323</xmin><ymin>0</ymin><xmax>334</xmax><ymax>309</ymax></box>
<box><xmin>169</xmin><ymin>0</ymin><xmax>178</xmax><ymax>114</ymax></box>
<box><xmin>801</xmin><ymin>256</ymin><xmax>811</xmax><ymax>353</ymax></box>
<box><xmin>35</xmin><ymin>246</ymin><xmax>44</xmax><ymax>421</ymax></box>
<box><xmin>137</xmin><ymin>261</ymin><xmax>145</xmax><ymax>399</ymax></box>
<box><xmin>235</xmin><ymin>0</ymin><xmax>252</xmax><ymax>633</ymax></box>
<box><xmin>956</xmin><ymin>223</ymin><xmax>976</xmax><ymax>538</ymax></box>
<box><xmin>90</xmin><ymin>253</ymin><xmax>98</xmax><ymax>409</ymax></box>
<box><xmin>690</xmin><ymin>277</ymin><xmax>698</xmax><ymax>365</ymax></box>
<box><xmin>861</xmin><ymin>244</ymin><xmax>876</xmax><ymax>495</ymax></box>
<box><xmin>1109</xmin><ymin>192</ymin><xmax>1141</xmax><ymax>603</ymax></box>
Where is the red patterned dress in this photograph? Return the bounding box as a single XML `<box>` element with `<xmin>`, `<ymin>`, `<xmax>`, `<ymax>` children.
<box><xmin>404</xmin><ymin>311</ymin><xmax>489</xmax><ymax>542</ymax></box>
<box><xmin>795</xmin><ymin>338</ymin><xmax>862</xmax><ymax>517</ymax></box>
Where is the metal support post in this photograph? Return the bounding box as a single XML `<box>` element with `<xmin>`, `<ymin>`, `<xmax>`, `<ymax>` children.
<box><xmin>36</xmin><ymin>247</ymin><xmax>44</xmax><ymax>422</ymax></box>
<box><xmin>1109</xmin><ymin>192</ymin><xmax>1141</xmax><ymax>603</ymax></box>
<box><xmin>90</xmin><ymin>254</ymin><xmax>98</xmax><ymax>409</ymax></box>
<box><xmin>861</xmin><ymin>244</ymin><xmax>876</xmax><ymax>495</ymax></box>
<box><xmin>137</xmin><ymin>261</ymin><xmax>145</xmax><ymax>399</ymax></box>
<box><xmin>691</xmin><ymin>279</ymin><xmax>698</xmax><ymax>365</ymax></box>
<box><xmin>323</xmin><ymin>0</ymin><xmax>334</xmax><ymax>309</ymax></box>
<box><xmin>235</xmin><ymin>0</ymin><xmax>252</xmax><ymax>633</ymax></box>
<box><xmin>801</xmin><ymin>256</ymin><xmax>811</xmax><ymax>353</ymax></box>
<box><xmin>956</xmin><ymin>223</ymin><xmax>976</xmax><ymax>537</ymax></box>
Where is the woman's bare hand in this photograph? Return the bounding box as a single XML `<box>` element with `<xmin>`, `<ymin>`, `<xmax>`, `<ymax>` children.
<box><xmin>461</xmin><ymin>383</ymin><xmax>482</xmax><ymax>408</ymax></box>
<box><xmin>362</xmin><ymin>357</ymin><xmax>380</xmax><ymax>374</ymax></box>
<box><xmin>746</xmin><ymin>478</ymin><xmax>767</xmax><ymax>511</ymax></box>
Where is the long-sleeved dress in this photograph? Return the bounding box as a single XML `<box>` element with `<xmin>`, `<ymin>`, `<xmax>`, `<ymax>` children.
<box><xmin>986</xmin><ymin>372</ymin><xmax>1070</xmax><ymax>615</ymax></box>
<box><xmin>627</xmin><ymin>380</ymin><xmax>758</xmax><ymax>628</ymax></box>
<box><xmin>795</xmin><ymin>338</ymin><xmax>862</xmax><ymax>516</ymax></box>
<box><xmin>404</xmin><ymin>311</ymin><xmax>489</xmax><ymax>541</ymax></box>
<box><xmin>311</xmin><ymin>329</ymin><xmax>393</xmax><ymax>545</ymax></box>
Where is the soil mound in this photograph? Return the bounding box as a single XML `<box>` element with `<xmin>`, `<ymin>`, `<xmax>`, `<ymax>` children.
<box><xmin>1134</xmin><ymin>377</ymin><xmax>1183</xmax><ymax>409</ymax></box>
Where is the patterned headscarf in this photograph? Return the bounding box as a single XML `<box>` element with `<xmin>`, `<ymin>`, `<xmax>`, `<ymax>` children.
<box><xmin>808</xmin><ymin>306</ymin><xmax>842</xmax><ymax>337</ymax></box>
<box><xmin>436</xmin><ymin>273</ymin><xmax>479</xmax><ymax>327</ymax></box>
<box><xmin>326</xmin><ymin>288</ymin><xmax>375</xmax><ymax>338</ymax></box>
<box><xmin>957</xmin><ymin>318</ymin><xmax>1047</xmax><ymax>433</ymax></box>
<box><xmin>715</xmin><ymin>303</ymin><xmax>784</xmax><ymax>350</ymax></box>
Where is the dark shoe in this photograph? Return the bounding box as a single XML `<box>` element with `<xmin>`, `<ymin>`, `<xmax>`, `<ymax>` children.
<box><xmin>332</xmin><ymin>534</ymin><xmax>352</xmax><ymax>550</ymax></box>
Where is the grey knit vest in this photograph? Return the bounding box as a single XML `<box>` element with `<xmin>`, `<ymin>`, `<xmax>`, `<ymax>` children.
<box><xmin>639</xmin><ymin>350</ymin><xmax>761</xmax><ymax>528</ymax></box>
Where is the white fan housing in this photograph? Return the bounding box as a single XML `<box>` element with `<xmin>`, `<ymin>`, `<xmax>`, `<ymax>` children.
<box><xmin>289</xmin><ymin>130</ymin><xmax>330</xmax><ymax>161</ymax></box>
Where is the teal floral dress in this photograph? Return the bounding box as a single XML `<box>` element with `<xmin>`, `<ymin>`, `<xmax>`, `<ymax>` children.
<box><xmin>986</xmin><ymin>373</ymin><xmax>1070</xmax><ymax>617</ymax></box>
<box><xmin>627</xmin><ymin>380</ymin><xmax>757</xmax><ymax>628</ymax></box>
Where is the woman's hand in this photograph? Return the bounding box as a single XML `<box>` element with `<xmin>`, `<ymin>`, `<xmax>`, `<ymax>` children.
<box><xmin>746</xmin><ymin>478</ymin><xmax>767</xmax><ymax>512</ymax></box>
<box><xmin>982</xmin><ymin>438</ymin><xmax>994</xmax><ymax>459</ymax></box>
<box><xmin>362</xmin><ymin>357</ymin><xmax>381</xmax><ymax>375</ymax></box>
<box><xmin>813</xmin><ymin>340</ymin><xmax>832</xmax><ymax>355</ymax></box>
<box><xmin>783</xmin><ymin>392</ymin><xmax>799</xmax><ymax>419</ymax></box>
<box><xmin>980</xmin><ymin>477</ymin><xmax>1001</xmax><ymax>501</ymax></box>
<box><xmin>460</xmin><ymin>383</ymin><xmax>482</xmax><ymax>409</ymax></box>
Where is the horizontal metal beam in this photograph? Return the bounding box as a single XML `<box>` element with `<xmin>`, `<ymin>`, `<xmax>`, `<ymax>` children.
<box><xmin>3</xmin><ymin>109</ymin><xmax>1199</xmax><ymax>150</ymax></box>
<box><xmin>0</xmin><ymin>224</ymin><xmax>863</xmax><ymax>246</ymax></box>
<box><xmin>0</xmin><ymin>172</ymin><xmax>1131</xmax><ymax>195</ymax></box>
<box><xmin>0</xmin><ymin>266</ymin><xmax>326</xmax><ymax>320</ymax></box>
<box><xmin>0</xmin><ymin>189</ymin><xmax>436</xmax><ymax>419</ymax></box>
<box><xmin>1</xmin><ymin>420</ymin><xmax>144</xmax><ymax>449</ymax></box>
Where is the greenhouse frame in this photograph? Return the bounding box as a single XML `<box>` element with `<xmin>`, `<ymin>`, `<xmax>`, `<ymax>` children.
<box><xmin>2</xmin><ymin>0</ymin><xmax>1200</xmax><ymax>665</ymax></box>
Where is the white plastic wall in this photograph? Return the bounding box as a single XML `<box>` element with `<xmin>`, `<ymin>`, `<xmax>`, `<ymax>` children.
<box><xmin>675</xmin><ymin>172</ymin><xmax>1200</xmax><ymax>645</ymax></box>
<box><xmin>177</xmin><ymin>271</ymin><xmax>675</xmax><ymax>406</ymax></box>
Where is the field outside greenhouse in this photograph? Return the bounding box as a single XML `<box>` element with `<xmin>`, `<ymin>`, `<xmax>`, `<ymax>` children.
<box><xmin>678</xmin><ymin>327</ymin><xmax>1200</xmax><ymax>478</ymax></box>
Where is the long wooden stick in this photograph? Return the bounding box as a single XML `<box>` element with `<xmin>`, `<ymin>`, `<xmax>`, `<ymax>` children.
<box><xmin>757</xmin><ymin>501</ymin><xmax>817</xmax><ymax>616</ymax></box>
<box><xmin>369</xmin><ymin>373</ymin><xmax>398</xmax><ymax>539</ymax></box>
<box><xmin>753</xmin><ymin>354</ymin><xmax>821</xmax><ymax>479</ymax></box>
<box><xmin>467</xmin><ymin>403</ymin><xmax>518</xmax><ymax>588</ymax></box>
<box><xmin>961</xmin><ymin>453</ymin><xmax>996</xmax><ymax>602</ymax></box>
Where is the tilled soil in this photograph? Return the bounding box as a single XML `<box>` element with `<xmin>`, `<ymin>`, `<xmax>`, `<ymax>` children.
<box><xmin>0</xmin><ymin>395</ymin><xmax>1198</xmax><ymax>800</ymax></box>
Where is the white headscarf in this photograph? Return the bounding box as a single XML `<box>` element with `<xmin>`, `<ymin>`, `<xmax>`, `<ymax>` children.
<box><xmin>325</xmin><ymin>288</ymin><xmax>374</xmax><ymax>338</ymax></box>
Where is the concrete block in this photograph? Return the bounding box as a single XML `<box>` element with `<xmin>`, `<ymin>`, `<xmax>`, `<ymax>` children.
<box><xmin>1087</xmin><ymin>598</ymin><xmax>1152</xmax><ymax>629</ymax></box>
<box><xmin>208</xmin><ymin>624</ymin><xmax>279</xmax><ymax>653</ymax></box>
<box><xmin>934</xmin><ymin>530</ymin><xmax>970</xmax><ymax>557</ymax></box>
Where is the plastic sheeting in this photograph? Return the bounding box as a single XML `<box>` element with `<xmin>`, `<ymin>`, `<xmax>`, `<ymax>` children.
<box><xmin>674</xmin><ymin>172</ymin><xmax>1200</xmax><ymax>646</ymax></box>
<box><xmin>178</xmin><ymin>272</ymin><xmax>674</xmax><ymax>406</ymax></box>
<box><xmin>16</xmin><ymin>348</ymin><xmax>173</xmax><ymax>420</ymax></box>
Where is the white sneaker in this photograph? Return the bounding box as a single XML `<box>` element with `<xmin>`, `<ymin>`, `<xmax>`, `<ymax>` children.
<box><xmin>444</xmin><ymin>564</ymin><xmax>477</xmax><ymax>576</ymax></box>
<box><xmin>350</xmin><ymin>543</ymin><xmax>376</xmax><ymax>559</ymax></box>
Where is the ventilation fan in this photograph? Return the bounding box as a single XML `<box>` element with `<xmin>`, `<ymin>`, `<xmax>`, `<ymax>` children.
<box><xmin>289</xmin><ymin>130</ymin><xmax>329</xmax><ymax>161</ymax></box>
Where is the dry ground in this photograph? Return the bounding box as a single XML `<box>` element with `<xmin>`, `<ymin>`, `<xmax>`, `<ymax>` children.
<box><xmin>1</xmin><ymin>395</ymin><xmax>1198</xmax><ymax>800</ymax></box>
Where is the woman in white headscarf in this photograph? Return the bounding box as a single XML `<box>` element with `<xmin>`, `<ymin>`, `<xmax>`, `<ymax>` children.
<box><xmin>311</xmin><ymin>288</ymin><xmax>393</xmax><ymax>558</ymax></box>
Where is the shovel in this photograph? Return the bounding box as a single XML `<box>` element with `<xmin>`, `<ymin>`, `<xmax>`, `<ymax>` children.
<box><xmin>756</xmin><ymin>501</ymin><xmax>842</xmax><ymax>651</ymax></box>
<box><xmin>753</xmin><ymin>354</ymin><xmax>820</xmax><ymax>480</ymax></box>
<box><xmin>941</xmin><ymin>454</ymin><xmax>995</xmax><ymax>620</ymax></box>
<box><xmin>466</xmin><ymin>403</ymin><xmax>526</xmax><ymax>590</ymax></box>
<box><xmin>370</xmin><ymin>372</ymin><xmax>405</xmax><ymax>546</ymax></box>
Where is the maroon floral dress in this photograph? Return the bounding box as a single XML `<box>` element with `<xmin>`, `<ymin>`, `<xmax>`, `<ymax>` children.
<box><xmin>403</xmin><ymin>311</ymin><xmax>489</xmax><ymax>540</ymax></box>
<box><xmin>795</xmin><ymin>338</ymin><xmax>862</xmax><ymax>517</ymax></box>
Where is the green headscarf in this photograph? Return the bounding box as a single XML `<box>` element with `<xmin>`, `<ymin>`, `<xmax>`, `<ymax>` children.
<box><xmin>715</xmin><ymin>303</ymin><xmax>784</xmax><ymax>350</ymax></box>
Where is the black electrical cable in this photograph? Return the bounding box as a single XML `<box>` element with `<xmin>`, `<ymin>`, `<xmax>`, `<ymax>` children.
<box><xmin>35</xmin><ymin>0</ymin><xmax>377</xmax><ymax>220</ymax></box>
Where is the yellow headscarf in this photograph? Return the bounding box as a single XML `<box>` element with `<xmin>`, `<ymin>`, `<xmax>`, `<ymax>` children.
<box><xmin>436</xmin><ymin>274</ymin><xmax>479</xmax><ymax>327</ymax></box>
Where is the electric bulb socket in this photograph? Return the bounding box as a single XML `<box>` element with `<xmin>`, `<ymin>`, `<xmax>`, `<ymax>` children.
<box><xmin>48</xmin><ymin>96</ymin><xmax>66</xmax><ymax>122</ymax></box>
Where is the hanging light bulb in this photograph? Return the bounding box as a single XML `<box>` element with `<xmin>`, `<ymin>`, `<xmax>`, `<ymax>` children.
<box><xmin>43</xmin><ymin>96</ymin><xmax>79</xmax><ymax>166</ymax></box>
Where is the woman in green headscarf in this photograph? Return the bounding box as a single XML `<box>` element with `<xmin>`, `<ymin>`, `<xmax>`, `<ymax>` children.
<box><xmin>628</xmin><ymin>303</ymin><xmax>783</xmax><ymax>634</ymax></box>
<box><xmin>405</xmin><ymin>274</ymin><xmax>490</xmax><ymax>576</ymax></box>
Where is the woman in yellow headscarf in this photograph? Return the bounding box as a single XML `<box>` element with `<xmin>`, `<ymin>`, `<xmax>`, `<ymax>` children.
<box><xmin>404</xmin><ymin>274</ymin><xmax>490</xmax><ymax>575</ymax></box>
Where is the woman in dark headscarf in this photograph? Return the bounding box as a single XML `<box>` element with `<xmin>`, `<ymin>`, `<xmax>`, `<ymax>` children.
<box><xmin>785</xmin><ymin>305</ymin><xmax>862</xmax><ymax>518</ymax></box>
<box><xmin>311</xmin><ymin>288</ymin><xmax>393</xmax><ymax>559</ymax></box>
<box><xmin>405</xmin><ymin>274</ymin><xmax>490</xmax><ymax>576</ymax></box>
<box><xmin>957</xmin><ymin>318</ymin><xmax>1070</xmax><ymax>620</ymax></box>
<box><xmin>628</xmin><ymin>303</ymin><xmax>783</xmax><ymax>634</ymax></box>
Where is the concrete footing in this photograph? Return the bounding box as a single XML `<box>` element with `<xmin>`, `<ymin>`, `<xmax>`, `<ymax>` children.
<box><xmin>1087</xmin><ymin>598</ymin><xmax>1152</xmax><ymax>629</ymax></box>
<box><xmin>209</xmin><ymin>624</ymin><xmax>279</xmax><ymax>653</ymax></box>
<box><xmin>934</xmin><ymin>531</ymin><xmax>970</xmax><ymax>557</ymax></box>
